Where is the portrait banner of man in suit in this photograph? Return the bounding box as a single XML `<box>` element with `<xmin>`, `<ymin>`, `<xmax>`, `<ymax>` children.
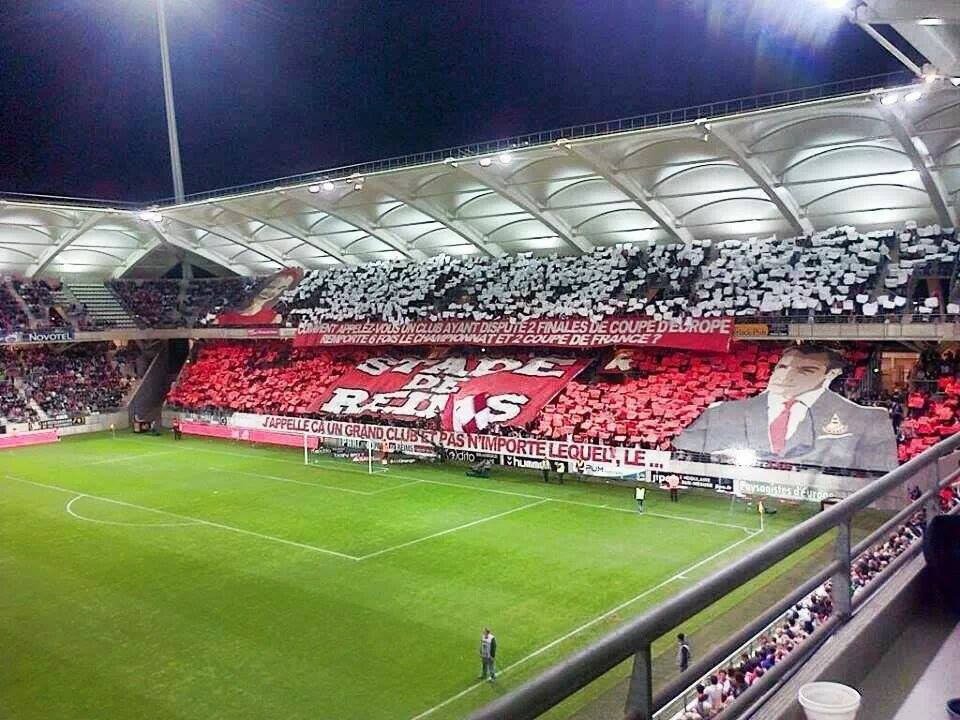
<box><xmin>673</xmin><ymin>344</ymin><xmax>898</xmax><ymax>473</ymax></box>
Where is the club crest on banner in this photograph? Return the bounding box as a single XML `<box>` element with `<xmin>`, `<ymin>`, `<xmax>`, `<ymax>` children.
<box><xmin>442</xmin><ymin>393</ymin><xmax>491</xmax><ymax>433</ymax></box>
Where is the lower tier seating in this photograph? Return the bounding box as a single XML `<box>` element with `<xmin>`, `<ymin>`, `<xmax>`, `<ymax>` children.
<box><xmin>0</xmin><ymin>342</ymin><xmax>139</xmax><ymax>425</ymax></box>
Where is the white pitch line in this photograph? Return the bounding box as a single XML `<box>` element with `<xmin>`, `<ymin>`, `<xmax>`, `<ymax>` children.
<box><xmin>124</xmin><ymin>437</ymin><xmax>753</xmax><ymax>531</ymax></box>
<box><xmin>3</xmin><ymin>475</ymin><xmax>360</xmax><ymax>561</ymax></box>
<box><xmin>356</xmin><ymin>500</ymin><xmax>548</xmax><ymax>561</ymax></box>
<box><xmin>210</xmin><ymin>467</ymin><xmax>375</xmax><ymax>495</ymax></box>
<box><xmin>66</xmin><ymin>495</ymin><xmax>198</xmax><ymax>527</ymax></box>
<box><xmin>80</xmin><ymin>450</ymin><xmax>178</xmax><ymax>466</ymax></box>
<box><xmin>408</xmin><ymin>529</ymin><xmax>763</xmax><ymax>720</ymax></box>
<box><xmin>369</xmin><ymin>479</ymin><xmax>424</xmax><ymax>495</ymax></box>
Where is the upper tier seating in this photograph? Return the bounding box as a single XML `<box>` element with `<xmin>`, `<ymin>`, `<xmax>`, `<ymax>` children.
<box><xmin>110</xmin><ymin>278</ymin><xmax>263</xmax><ymax>329</ymax></box>
<box><xmin>281</xmin><ymin>224</ymin><xmax>959</xmax><ymax>328</ymax></box>
<box><xmin>110</xmin><ymin>279</ymin><xmax>183</xmax><ymax>328</ymax></box>
<box><xmin>0</xmin><ymin>280</ymin><xmax>29</xmax><ymax>332</ymax></box>
<box><xmin>12</xmin><ymin>279</ymin><xmax>67</xmax><ymax>328</ymax></box>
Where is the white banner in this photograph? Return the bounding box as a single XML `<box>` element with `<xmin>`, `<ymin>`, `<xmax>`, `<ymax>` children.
<box><xmin>216</xmin><ymin>413</ymin><xmax>874</xmax><ymax>501</ymax></box>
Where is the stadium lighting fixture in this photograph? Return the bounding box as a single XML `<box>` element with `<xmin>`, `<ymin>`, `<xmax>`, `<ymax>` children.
<box><xmin>879</xmin><ymin>93</ymin><xmax>900</xmax><ymax>106</ymax></box>
<box><xmin>478</xmin><ymin>157</ymin><xmax>493</xmax><ymax>167</ymax></box>
<box><xmin>322</xmin><ymin>181</ymin><xmax>335</xmax><ymax>192</ymax></box>
<box><xmin>904</xmin><ymin>90</ymin><xmax>923</xmax><ymax>103</ymax></box>
<box><xmin>137</xmin><ymin>210</ymin><xmax>163</xmax><ymax>223</ymax></box>
<box><xmin>307</xmin><ymin>185</ymin><xmax>321</xmax><ymax>193</ymax></box>
<box><xmin>353</xmin><ymin>182</ymin><xmax>364</xmax><ymax>191</ymax></box>
<box><xmin>498</xmin><ymin>152</ymin><xmax>512</xmax><ymax>164</ymax></box>
<box><xmin>917</xmin><ymin>17</ymin><xmax>945</xmax><ymax>26</ymax></box>
<box><xmin>951</xmin><ymin>77</ymin><xmax>960</xmax><ymax>87</ymax></box>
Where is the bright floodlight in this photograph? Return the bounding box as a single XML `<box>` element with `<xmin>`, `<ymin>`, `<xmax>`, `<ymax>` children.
<box><xmin>498</xmin><ymin>152</ymin><xmax>512</xmax><ymax>164</ymax></box>
<box><xmin>478</xmin><ymin>157</ymin><xmax>493</xmax><ymax>167</ymax></box>
<box><xmin>904</xmin><ymin>90</ymin><xmax>923</xmax><ymax>103</ymax></box>
<box><xmin>322</xmin><ymin>181</ymin><xmax>335</xmax><ymax>191</ymax></box>
<box><xmin>880</xmin><ymin>93</ymin><xmax>900</xmax><ymax>106</ymax></box>
<box><xmin>138</xmin><ymin>210</ymin><xmax>162</xmax><ymax>222</ymax></box>
<box><xmin>353</xmin><ymin>182</ymin><xmax>363</xmax><ymax>191</ymax></box>
<box><xmin>730</xmin><ymin>448</ymin><xmax>758</xmax><ymax>467</ymax></box>
<box><xmin>917</xmin><ymin>17</ymin><xmax>945</xmax><ymax>26</ymax></box>
<box><xmin>307</xmin><ymin>184</ymin><xmax>321</xmax><ymax>193</ymax></box>
<box><xmin>951</xmin><ymin>77</ymin><xmax>960</xmax><ymax>87</ymax></box>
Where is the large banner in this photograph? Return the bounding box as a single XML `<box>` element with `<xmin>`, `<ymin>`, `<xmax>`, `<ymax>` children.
<box><xmin>312</xmin><ymin>354</ymin><xmax>589</xmax><ymax>426</ymax></box>
<box><xmin>216</xmin><ymin>268</ymin><xmax>304</xmax><ymax>326</ymax></box>
<box><xmin>201</xmin><ymin>413</ymin><xmax>892</xmax><ymax>503</ymax></box>
<box><xmin>229</xmin><ymin>413</ymin><xmax>659</xmax><ymax>467</ymax></box>
<box><xmin>294</xmin><ymin>316</ymin><xmax>733</xmax><ymax>352</ymax></box>
<box><xmin>673</xmin><ymin>344</ymin><xmax>898</xmax><ymax>473</ymax></box>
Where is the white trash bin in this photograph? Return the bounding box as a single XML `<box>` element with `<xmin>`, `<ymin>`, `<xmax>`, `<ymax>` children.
<box><xmin>798</xmin><ymin>682</ymin><xmax>861</xmax><ymax>720</ymax></box>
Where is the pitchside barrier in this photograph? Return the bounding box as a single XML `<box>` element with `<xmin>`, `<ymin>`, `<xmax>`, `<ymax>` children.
<box><xmin>465</xmin><ymin>432</ymin><xmax>960</xmax><ymax>720</ymax></box>
<box><xmin>170</xmin><ymin>414</ymin><xmax>887</xmax><ymax>506</ymax></box>
<box><xmin>175</xmin><ymin>413</ymin><xmax>894</xmax><ymax>508</ymax></box>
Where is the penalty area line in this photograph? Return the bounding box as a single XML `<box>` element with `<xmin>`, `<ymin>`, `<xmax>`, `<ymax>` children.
<box><xmin>408</xmin><ymin>529</ymin><xmax>762</xmax><ymax>720</ymax></box>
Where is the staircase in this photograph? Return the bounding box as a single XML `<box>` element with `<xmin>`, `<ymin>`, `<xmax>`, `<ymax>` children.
<box><xmin>66</xmin><ymin>283</ymin><xmax>138</xmax><ymax>329</ymax></box>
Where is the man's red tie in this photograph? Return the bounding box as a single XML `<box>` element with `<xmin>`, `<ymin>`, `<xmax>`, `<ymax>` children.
<box><xmin>769</xmin><ymin>399</ymin><xmax>798</xmax><ymax>455</ymax></box>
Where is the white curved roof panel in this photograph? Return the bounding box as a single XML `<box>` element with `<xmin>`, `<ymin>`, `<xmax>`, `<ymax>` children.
<box><xmin>0</xmin><ymin>72</ymin><xmax>957</xmax><ymax>279</ymax></box>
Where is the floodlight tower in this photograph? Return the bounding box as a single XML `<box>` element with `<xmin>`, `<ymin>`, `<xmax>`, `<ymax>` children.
<box><xmin>155</xmin><ymin>0</ymin><xmax>185</xmax><ymax>203</ymax></box>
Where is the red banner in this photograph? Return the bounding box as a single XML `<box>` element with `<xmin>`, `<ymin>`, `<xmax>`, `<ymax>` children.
<box><xmin>216</xmin><ymin>268</ymin><xmax>304</xmax><ymax>327</ymax></box>
<box><xmin>312</xmin><ymin>354</ymin><xmax>589</xmax><ymax>426</ymax></box>
<box><xmin>294</xmin><ymin>315</ymin><xmax>733</xmax><ymax>352</ymax></box>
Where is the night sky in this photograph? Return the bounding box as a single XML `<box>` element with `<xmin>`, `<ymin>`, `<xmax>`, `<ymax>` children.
<box><xmin>0</xmin><ymin>1</ymin><xmax>914</xmax><ymax>204</ymax></box>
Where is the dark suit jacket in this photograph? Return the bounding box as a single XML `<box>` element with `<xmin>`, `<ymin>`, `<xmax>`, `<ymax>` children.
<box><xmin>673</xmin><ymin>390</ymin><xmax>898</xmax><ymax>473</ymax></box>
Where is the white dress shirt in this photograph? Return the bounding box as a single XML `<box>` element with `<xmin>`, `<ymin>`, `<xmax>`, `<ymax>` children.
<box><xmin>766</xmin><ymin>386</ymin><xmax>828</xmax><ymax>444</ymax></box>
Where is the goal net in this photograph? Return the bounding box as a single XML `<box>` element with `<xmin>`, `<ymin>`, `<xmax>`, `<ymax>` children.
<box><xmin>302</xmin><ymin>434</ymin><xmax>437</xmax><ymax>474</ymax></box>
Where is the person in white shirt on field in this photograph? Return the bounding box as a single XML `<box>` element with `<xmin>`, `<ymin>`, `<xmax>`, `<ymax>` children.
<box><xmin>635</xmin><ymin>485</ymin><xmax>646</xmax><ymax>513</ymax></box>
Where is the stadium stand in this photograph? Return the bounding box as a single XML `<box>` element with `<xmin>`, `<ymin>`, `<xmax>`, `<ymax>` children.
<box><xmin>280</xmin><ymin>224</ymin><xmax>959</xmax><ymax>327</ymax></box>
<box><xmin>0</xmin><ymin>279</ymin><xmax>30</xmax><ymax>332</ymax></box>
<box><xmin>109</xmin><ymin>278</ymin><xmax>263</xmax><ymax>328</ymax></box>
<box><xmin>672</xmin><ymin>488</ymin><xmax>959</xmax><ymax>720</ymax></box>
<box><xmin>12</xmin><ymin>279</ymin><xmax>66</xmax><ymax>328</ymax></box>
<box><xmin>166</xmin><ymin>340</ymin><xmax>360</xmax><ymax>415</ymax></box>
<box><xmin>0</xmin><ymin>342</ymin><xmax>139</xmax><ymax>425</ymax></box>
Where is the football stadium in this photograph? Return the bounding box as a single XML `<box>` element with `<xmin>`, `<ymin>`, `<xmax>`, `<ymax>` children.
<box><xmin>2</xmin><ymin>3</ymin><xmax>960</xmax><ymax>720</ymax></box>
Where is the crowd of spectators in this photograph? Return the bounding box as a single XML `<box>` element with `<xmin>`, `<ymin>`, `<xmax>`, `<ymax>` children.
<box><xmin>12</xmin><ymin>279</ymin><xmax>67</xmax><ymax>328</ymax></box>
<box><xmin>0</xmin><ymin>342</ymin><xmax>137</xmax><ymax>423</ymax></box>
<box><xmin>0</xmin><ymin>281</ymin><xmax>29</xmax><ymax>332</ymax></box>
<box><xmin>676</xmin><ymin>489</ymin><xmax>959</xmax><ymax>719</ymax></box>
<box><xmin>109</xmin><ymin>278</ymin><xmax>262</xmax><ymax>328</ymax></box>
<box><xmin>280</xmin><ymin>224</ymin><xmax>960</xmax><ymax>328</ymax></box>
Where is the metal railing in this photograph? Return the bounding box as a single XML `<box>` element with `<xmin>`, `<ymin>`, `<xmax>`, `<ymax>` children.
<box><xmin>467</xmin><ymin>432</ymin><xmax>960</xmax><ymax>720</ymax></box>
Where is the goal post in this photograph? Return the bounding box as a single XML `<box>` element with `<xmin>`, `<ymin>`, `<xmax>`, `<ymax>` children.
<box><xmin>302</xmin><ymin>432</ymin><xmax>437</xmax><ymax>474</ymax></box>
<box><xmin>302</xmin><ymin>433</ymin><xmax>392</xmax><ymax>475</ymax></box>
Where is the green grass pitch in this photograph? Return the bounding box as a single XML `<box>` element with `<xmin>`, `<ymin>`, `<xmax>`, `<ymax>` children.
<box><xmin>1</xmin><ymin>432</ymin><xmax>854</xmax><ymax>720</ymax></box>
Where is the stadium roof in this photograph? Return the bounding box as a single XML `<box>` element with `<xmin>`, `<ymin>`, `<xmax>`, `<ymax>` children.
<box><xmin>0</xmin><ymin>71</ymin><xmax>958</xmax><ymax>279</ymax></box>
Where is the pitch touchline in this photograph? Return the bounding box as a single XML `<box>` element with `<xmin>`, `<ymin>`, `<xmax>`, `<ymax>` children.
<box><xmin>3</xmin><ymin>475</ymin><xmax>359</xmax><ymax>561</ymax></box>
<box><xmin>409</xmin><ymin>529</ymin><xmax>762</xmax><ymax>720</ymax></box>
<box><xmin>79</xmin><ymin>450</ymin><xmax>179</xmax><ymax>466</ymax></box>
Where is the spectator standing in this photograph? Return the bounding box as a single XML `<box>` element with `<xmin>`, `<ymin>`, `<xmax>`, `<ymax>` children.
<box><xmin>666</xmin><ymin>473</ymin><xmax>681</xmax><ymax>502</ymax></box>
<box><xmin>541</xmin><ymin>458</ymin><xmax>551</xmax><ymax>483</ymax></box>
<box><xmin>635</xmin><ymin>485</ymin><xmax>646</xmax><ymax>513</ymax></box>
<box><xmin>677</xmin><ymin>633</ymin><xmax>692</xmax><ymax>672</ymax></box>
<box><xmin>479</xmin><ymin>628</ymin><xmax>497</xmax><ymax>682</ymax></box>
